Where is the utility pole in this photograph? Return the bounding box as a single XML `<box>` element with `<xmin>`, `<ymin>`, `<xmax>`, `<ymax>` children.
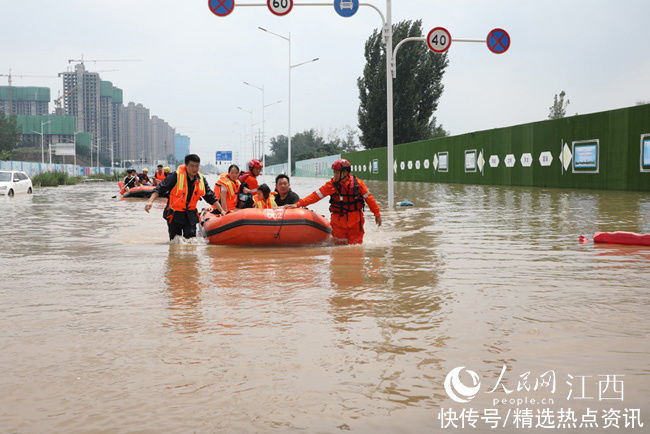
<box><xmin>259</xmin><ymin>27</ymin><xmax>319</xmax><ymax>176</ymax></box>
<box><xmin>386</xmin><ymin>0</ymin><xmax>394</xmax><ymax>208</ymax></box>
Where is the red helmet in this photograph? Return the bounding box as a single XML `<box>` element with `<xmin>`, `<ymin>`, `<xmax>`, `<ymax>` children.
<box><xmin>248</xmin><ymin>159</ymin><xmax>263</xmax><ymax>170</ymax></box>
<box><xmin>331</xmin><ymin>158</ymin><xmax>352</xmax><ymax>171</ymax></box>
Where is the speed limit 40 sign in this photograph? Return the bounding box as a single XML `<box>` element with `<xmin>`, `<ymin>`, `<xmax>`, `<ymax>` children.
<box><xmin>427</xmin><ymin>27</ymin><xmax>451</xmax><ymax>53</ymax></box>
<box><xmin>267</xmin><ymin>0</ymin><xmax>293</xmax><ymax>16</ymax></box>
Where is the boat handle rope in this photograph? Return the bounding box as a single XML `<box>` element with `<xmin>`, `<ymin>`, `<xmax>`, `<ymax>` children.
<box><xmin>273</xmin><ymin>207</ymin><xmax>288</xmax><ymax>239</ymax></box>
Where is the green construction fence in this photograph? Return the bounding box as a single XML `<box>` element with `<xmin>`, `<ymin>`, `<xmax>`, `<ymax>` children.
<box><xmin>343</xmin><ymin>103</ymin><xmax>650</xmax><ymax>192</ymax></box>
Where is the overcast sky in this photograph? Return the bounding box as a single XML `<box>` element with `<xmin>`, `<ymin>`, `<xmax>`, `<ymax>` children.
<box><xmin>3</xmin><ymin>0</ymin><xmax>649</xmax><ymax>165</ymax></box>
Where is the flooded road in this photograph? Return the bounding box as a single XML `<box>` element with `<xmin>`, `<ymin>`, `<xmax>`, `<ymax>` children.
<box><xmin>1</xmin><ymin>176</ymin><xmax>649</xmax><ymax>432</ymax></box>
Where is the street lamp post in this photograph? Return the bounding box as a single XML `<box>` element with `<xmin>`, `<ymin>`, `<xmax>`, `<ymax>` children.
<box><xmin>237</xmin><ymin>106</ymin><xmax>254</xmax><ymax>162</ymax></box>
<box><xmin>262</xmin><ymin>99</ymin><xmax>281</xmax><ymax>173</ymax></box>
<box><xmin>243</xmin><ymin>81</ymin><xmax>266</xmax><ymax>172</ymax></box>
<box><xmin>31</xmin><ymin>119</ymin><xmax>52</xmax><ymax>166</ymax></box>
<box><xmin>42</xmin><ymin>120</ymin><xmax>52</xmax><ymax>165</ymax></box>
<box><xmin>259</xmin><ymin>27</ymin><xmax>319</xmax><ymax>175</ymax></box>
<box><xmin>386</xmin><ymin>0</ymin><xmax>394</xmax><ymax>208</ymax></box>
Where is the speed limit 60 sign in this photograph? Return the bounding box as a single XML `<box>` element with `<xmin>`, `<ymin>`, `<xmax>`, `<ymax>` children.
<box><xmin>427</xmin><ymin>27</ymin><xmax>451</xmax><ymax>53</ymax></box>
<box><xmin>267</xmin><ymin>0</ymin><xmax>293</xmax><ymax>16</ymax></box>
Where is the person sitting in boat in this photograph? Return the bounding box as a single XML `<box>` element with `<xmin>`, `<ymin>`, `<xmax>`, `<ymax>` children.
<box><xmin>253</xmin><ymin>183</ymin><xmax>277</xmax><ymax>209</ymax></box>
<box><xmin>283</xmin><ymin>159</ymin><xmax>381</xmax><ymax>245</ymax></box>
<box><xmin>138</xmin><ymin>168</ymin><xmax>152</xmax><ymax>185</ymax></box>
<box><xmin>164</xmin><ymin>166</ymin><xmax>171</xmax><ymax>177</ymax></box>
<box><xmin>153</xmin><ymin>165</ymin><xmax>166</xmax><ymax>185</ymax></box>
<box><xmin>122</xmin><ymin>169</ymin><xmax>140</xmax><ymax>189</ymax></box>
<box><xmin>273</xmin><ymin>174</ymin><xmax>300</xmax><ymax>206</ymax></box>
<box><xmin>238</xmin><ymin>159</ymin><xmax>263</xmax><ymax>193</ymax></box>
<box><xmin>145</xmin><ymin>154</ymin><xmax>225</xmax><ymax>240</ymax></box>
<box><xmin>214</xmin><ymin>164</ymin><xmax>241</xmax><ymax>213</ymax></box>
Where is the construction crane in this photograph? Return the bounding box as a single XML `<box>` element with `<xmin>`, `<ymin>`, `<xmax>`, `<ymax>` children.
<box><xmin>67</xmin><ymin>55</ymin><xmax>141</xmax><ymax>66</ymax></box>
<box><xmin>0</xmin><ymin>69</ymin><xmax>57</xmax><ymax>113</ymax></box>
<box><xmin>53</xmin><ymin>85</ymin><xmax>78</xmax><ymax>115</ymax></box>
<box><xmin>54</xmin><ymin>68</ymin><xmax>120</xmax><ymax>115</ymax></box>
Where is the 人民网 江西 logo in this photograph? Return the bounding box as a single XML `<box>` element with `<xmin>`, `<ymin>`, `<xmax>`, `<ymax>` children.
<box><xmin>444</xmin><ymin>367</ymin><xmax>481</xmax><ymax>403</ymax></box>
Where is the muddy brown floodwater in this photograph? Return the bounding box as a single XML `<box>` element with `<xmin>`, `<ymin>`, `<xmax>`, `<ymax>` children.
<box><xmin>1</xmin><ymin>175</ymin><xmax>649</xmax><ymax>432</ymax></box>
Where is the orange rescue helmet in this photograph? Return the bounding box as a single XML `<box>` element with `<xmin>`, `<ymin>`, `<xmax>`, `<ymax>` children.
<box><xmin>332</xmin><ymin>159</ymin><xmax>352</xmax><ymax>172</ymax></box>
<box><xmin>248</xmin><ymin>159</ymin><xmax>263</xmax><ymax>170</ymax></box>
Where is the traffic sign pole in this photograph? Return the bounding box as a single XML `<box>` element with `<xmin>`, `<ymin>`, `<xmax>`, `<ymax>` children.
<box><xmin>210</xmin><ymin>2</ymin><xmax>509</xmax><ymax>210</ymax></box>
<box><xmin>386</xmin><ymin>0</ymin><xmax>394</xmax><ymax>208</ymax></box>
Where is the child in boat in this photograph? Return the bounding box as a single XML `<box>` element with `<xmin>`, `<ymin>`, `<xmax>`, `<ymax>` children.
<box><xmin>253</xmin><ymin>184</ymin><xmax>277</xmax><ymax>209</ymax></box>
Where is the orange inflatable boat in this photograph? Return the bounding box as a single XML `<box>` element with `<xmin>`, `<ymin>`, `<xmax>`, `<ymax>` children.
<box><xmin>593</xmin><ymin>231</ymin><xmax>650</xmax><ymax>246</ymax></box>
<box><xmin>117</xmin><ymin>182</ymin><xmax>155</xmax><ymax>198</ymax></box>
<box><xmin>200</xmin><ymin>208</ymin><xmax>332</xmax><ymax>245</ymax></box>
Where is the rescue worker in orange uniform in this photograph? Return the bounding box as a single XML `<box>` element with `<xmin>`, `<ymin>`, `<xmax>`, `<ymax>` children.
<box><xmin>214</xmin><ymin>164</ymin><xmax>241</xmax><ymax>212</ymax></box>
<box><xmin>253</xmin><ymin>184</ymin><xmax>277</xmax><ymax>209</ymax></box>
<box><xmin>285</xmin><ymin>159</ymin><xmax>381</xmax><ymax>245</ymax></box>
<box><xmin>145</xmin><ymin>154</ymin><xmax>225</xmax><ymax>240</ymax></box>
<box><xmin>238</xmin><ymin>159</ymin><xmax>263</xmax><ymax>193</ymax></box>
<box><xmin>153</xmin><ymin>164</ymin><xmax>166</xmax><ymax>185</ymax></box>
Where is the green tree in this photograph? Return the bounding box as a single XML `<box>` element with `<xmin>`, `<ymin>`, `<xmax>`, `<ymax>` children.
<box><xmin>357</xmin><ymin>19</ymin><xmax>449</xmax><ymax>149</ymax></box>
<box><xmin>265</xmin><ymin>128</ymin><xmax>360</xmax><ymax>173</ymax></box>
<box><xmin>0</xmin><ymin>113</ymin><xmax>20</xmax><ymax>160</ymax></box>
<box><xmin>548</xmin><ymin>91</ymin><xmax>570</xmax><ymax>119</ymax></box>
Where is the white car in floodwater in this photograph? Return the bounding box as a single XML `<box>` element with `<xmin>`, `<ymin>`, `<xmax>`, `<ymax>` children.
<box><xmin>0</xmin><ymin>170</ymin><xmax>33</xmax><ymax>197</ymax></box>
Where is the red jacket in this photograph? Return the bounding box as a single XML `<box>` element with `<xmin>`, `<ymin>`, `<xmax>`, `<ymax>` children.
<box><xmin>238</xmin><ymin>171</ymin><xmax>259</xmax><ymax>191</ymax></box>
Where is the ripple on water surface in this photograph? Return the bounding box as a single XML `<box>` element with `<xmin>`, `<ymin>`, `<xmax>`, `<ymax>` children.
<box><xmin>0</xmin><ymin>177</ymin><xmax>649</xmax><ymax>431</ymax></box>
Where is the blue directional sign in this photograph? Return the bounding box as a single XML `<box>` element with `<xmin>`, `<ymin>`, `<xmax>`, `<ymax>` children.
<box><xmin>216</xmin><ymin>151</ymin><xmax>233</xmax><ymax>162</ymax></box>
<box><xmin>334</xmin><ymin>0</ymin><xmax>359</xmax><ymax>18</ymax></box>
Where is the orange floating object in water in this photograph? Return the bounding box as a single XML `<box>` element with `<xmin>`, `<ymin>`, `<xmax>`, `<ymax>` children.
<box><xmin>200</xmin><ymin>208</ymin><xmax>332</xmax><ymax>245</ymax></box>
<box><xmin>117</xmin><ymin>182</ymin><xmax>156</xmax><ymax>198</ymax></box>
<box><xmin>593</xmin><ymin>231</ymin><xmax>650</xmax><ymax>246</ymax></box>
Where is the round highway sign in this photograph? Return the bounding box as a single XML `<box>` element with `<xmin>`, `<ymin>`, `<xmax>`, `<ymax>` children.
<box><xmin>427</xmin><ymin>27</ymin><xmax>452</xmax><ymax>53</ymax></box>
<box><xmin>208</xmin><ymin>0</ymin><xmax>235</xmax><ymax>17</ymax></box>
<box><xmin>487</xmin><ymin>28</ymin><xmax>510</xmax><ymax>54</ymax></box>
<box><xmin>268</xmin><ymin>0</ymin><xmax>293</xmax><ymax>16</ymax></box>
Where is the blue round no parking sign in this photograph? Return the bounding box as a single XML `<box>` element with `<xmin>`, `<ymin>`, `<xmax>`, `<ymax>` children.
<box><xmin>487</xmin><ymin>28</ymin><xmax>510</xmax><ymax>54</ymax></box>
<box><xmin>209</xmin><ymin>0</ymin><xmax>235</xmax><ymax>17</ymax></box>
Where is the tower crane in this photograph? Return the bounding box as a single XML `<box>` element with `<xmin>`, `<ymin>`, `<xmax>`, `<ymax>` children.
<box><xmin>67</xmin><ymin>55</ymin><xmax>141</xmax><ymax>66</ymax></box>
<box><xmin>0</xmin><ymin>69</ymin><xmax>57</xmax><ymax>113</ymax></box>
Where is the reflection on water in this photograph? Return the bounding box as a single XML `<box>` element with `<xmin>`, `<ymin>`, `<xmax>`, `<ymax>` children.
<box><xmin>0</xmin><ymin>178</ymin><xmax>649</xmax><ymax>431</ymax></box>
<box><xmin>164</xmin><ymin>246</ymin><xmax>204</xmax><ymax>334</ymax></box>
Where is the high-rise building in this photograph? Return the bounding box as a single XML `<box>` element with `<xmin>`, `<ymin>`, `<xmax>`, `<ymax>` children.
<box><xmin>123</xmin><ymin>102</ymin><xmax>151</xmax><ymax>162</ymax></box>
<box><xmin>111</xmin><ymin>87</ymin><xmax>123</xmax><ymax>161</ymax></box>
<box><xmin>166</xmin><ymin>124</ymin><xmax>176</xmax><ymax>161</ymax></box>
<box><xmin>119</xmin><ymin>104</ymin><xmax>127</xmax><ymax>160</ymax></box>
<box><xmin>150</xmin><ymin>116</ymin><xmax>177</xmax><ymax>163</ymax></box>
<box><xmin>61</xmin><ymin>63</ymin><xmax>101</xmax><ymax>156</ymax></box>
<box><xmin>175</xmin><ymin>134</ymin><xmax>190</xmax><ymax>162</ymax></box>
<box><xmin>99</xmin><ymin>81</ymin><xmax>114</xmax><ymax>161</ymax></box>
<box><xmin>0</xmin><ymin>86</ymin><xmax>49</xmax><ymax>115</ymax></box>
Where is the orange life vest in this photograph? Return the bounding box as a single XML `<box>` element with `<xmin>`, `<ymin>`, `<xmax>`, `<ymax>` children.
<box><xmin>329</xmin><ymin>175</ymin><xmax>365</xmax><ymax>216</ymax></box>
<box><xmin>215</xmin><ymin>173</ymin><xmax>241</xmax><ymax>211</ymax></box>
<box><xmin>253</xmin><ymin>194</ymin><xmax>277</xmax><ymax>209</ymax></box>
<box><xmin>167</xmin><ymin>165</ymin><xmax>206</xmax><ymax>212</ymax></box>
<box><xmin>154</xmin><ymin>170</ymin><xmax>166</xmax><ymax>181</ymax></box>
